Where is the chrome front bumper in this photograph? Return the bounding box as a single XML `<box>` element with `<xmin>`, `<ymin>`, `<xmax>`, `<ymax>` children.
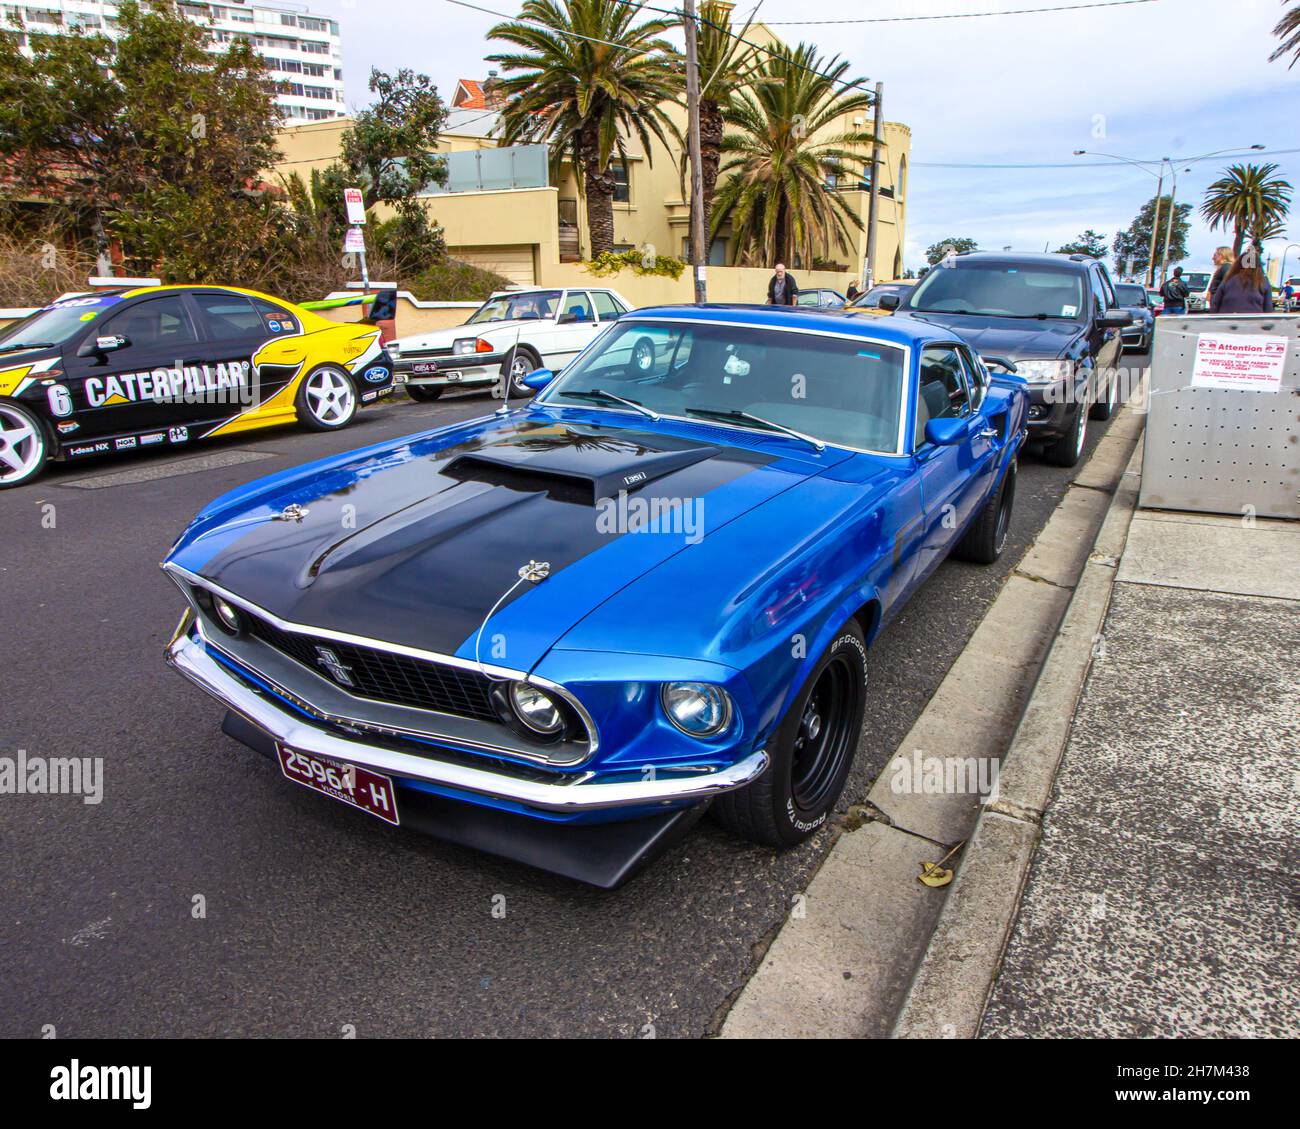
<box><xmin>166</xmin><ymin>629</ymin><xmax>769</xmax><ymax>813</ymax></box>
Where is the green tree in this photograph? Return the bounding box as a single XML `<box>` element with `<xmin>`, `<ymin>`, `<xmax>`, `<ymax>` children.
<box><xmin>341</xmin><ymin>67</ymin><xmax>448</xmax><ymax>270</ymax></box>
<box><xmin>1200</xmin><ymin>162</ymin><xmax>1293</xmax><ymax>255</ymax></box>
<box><xmin>487</xmin><ymin>0</ymin><xmax>682</xmax><ymax>256</ymax></box>
<box><xmin>1111</xmin><ymin>195</ymin><xmax>1191</xmax><ymax>278</ymax></box>
<box><xmin>0</xmin><ymin>0</ymin><xmax>284</xmax><ymax>281</ymax></box>
<box><xmin>711</xmin><ymin>43</ymin><xmax>875</xmax><ymax>266</ymax></box>
<box><xmin>1269</xmin><ymin>1</ymin><xmax>1300</xmax><ymax>66</ymax></box>
<box><xmin>1055</xmin><ymin>229</ymin><xmax>1108</xmax><ymax>259</ymax></box>
<box><xmin>690</xmin><ymin>1</ymin><xmax>756</xmax><ymax>262</ymax></box>
<box><xmin>925</xmin><ymin>237</ymin><xmax>978</xmax><ymax>265</ymax></box>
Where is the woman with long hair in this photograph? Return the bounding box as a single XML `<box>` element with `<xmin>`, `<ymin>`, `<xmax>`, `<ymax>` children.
<box><xmin>1207</xmin><ymin>245</ymin><xmax>1234</xmax><ymax>307</ymax></box>
<box><xmin>1210</xmin><ymin>244</ymin><xmax>1273</xmax><ymax>313</ymax></box>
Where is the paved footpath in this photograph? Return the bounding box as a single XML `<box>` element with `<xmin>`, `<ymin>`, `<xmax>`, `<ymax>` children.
<box><xmin>980</xmin><ymin>506</ymin><xmax>1300</xmax><ymax>1038</ymax></box>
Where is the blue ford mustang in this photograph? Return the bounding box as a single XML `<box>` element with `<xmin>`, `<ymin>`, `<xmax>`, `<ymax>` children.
<box><xmin>163</xmin><ymin>305</ymin><xmax>1027</xmax><ymax>886</ymax></box>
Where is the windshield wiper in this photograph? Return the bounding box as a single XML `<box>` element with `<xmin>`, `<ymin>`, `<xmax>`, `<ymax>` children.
<box><xmin>685</xmin><ymin>407</ymin><xmax>825</xmax><ymax>451</ymax></box>
<box><xmin>0</xmin><ymin>341</ymin><xmax>56</xmax><ymax>353</ymax></box>
<box><xmin>560</xmin><ymin>389</ymin><xmax>660</xmax><ymax>421</ymax></box>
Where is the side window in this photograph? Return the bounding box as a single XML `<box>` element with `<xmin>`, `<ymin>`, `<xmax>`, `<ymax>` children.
<box><xmin>916</xmin><ymin>346</ymin><xmax>971</xmax><ymax>443</ymax></box>
<box><xmin>561</xmin><ymin>292</ymin><xmax>592</xmax><ymax>323</ymax></box>
<box><xmin>99</xmin><ymin>295</ymin><xmax>198</xmax><ymax>350</ymax></box>
<box><xmin>193</xmin><ymin>293</ymin><xmax>263</xmax><ymax>341</ymax></box>
<box><xmin>589</xmin><ymin>291</ymin><xmax>623</xmax><ymax>322</ymax></box>
<box><xmin>959</xmin><ymin>346</ymin><xmax>988</xmax><ymax>410</ymax></box>
<box><xmin>253</xmin><ymin>298</ymin><xmax>299</xmax><ymax>336</ymax></box>
<box><xmin>1092</xmin><ymin>268</ymin><xmax>1116</xmax><ymax>313</ymax></box>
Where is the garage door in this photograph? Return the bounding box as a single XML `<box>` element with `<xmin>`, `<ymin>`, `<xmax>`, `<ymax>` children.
<box><xmin>452</xmin><ymin>245</ymin><xmax>536</xmax><ymax>288</ymax></box>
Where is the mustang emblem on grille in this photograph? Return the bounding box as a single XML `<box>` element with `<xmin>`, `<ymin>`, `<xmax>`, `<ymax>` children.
<box><xmin>314</xmin><ymin>646</ymin><xmax>355</xmax><ymax>687</ymax></box>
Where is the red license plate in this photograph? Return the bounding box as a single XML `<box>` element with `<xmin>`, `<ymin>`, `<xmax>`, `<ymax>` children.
<box><xmin>277</xmin><ymin>746</ymin><xmax>399</xmax><ymax>826</ymax></box>
<box><xmin>411</xmin><ymin>362</ymin><xmax>439</xmax><ymax>374</ymax></box>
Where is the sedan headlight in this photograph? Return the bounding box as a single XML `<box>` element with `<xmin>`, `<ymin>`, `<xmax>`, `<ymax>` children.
<box><xmin>507</xmin><ymin>682</ymin><xmax>566</xmax><ymax>737</ymax></box>
<box><xmin>1014</xmin><ymin>359</ymin><xmax>1075</xmax><ymax>384</ymax></box>
<box><xmin>387</xmin><ymin>341</ymin><xmax>402</xmax><ymax>359</ymax></box>
<box><xmin>452</xmin><ymin>337</ymin><xmax>494</xmax><ymax>356</ymax></box>
<box><xmin>661</xmin><ymin>682</ymin><xmax>732</xmax><ymax>738</ymax></box>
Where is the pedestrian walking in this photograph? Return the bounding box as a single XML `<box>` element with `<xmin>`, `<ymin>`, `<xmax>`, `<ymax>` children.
<box><xmin>1210</xmin><ymin>244</ymin><xmax>1273</xmax><ymax>314</ymax></box>
<box><xmin>1159</xmin><ymin>267</ymin><xmax>1190</xmax><ymax>315</ymax></box>
<box><xmin>1208</xmin><ymin>246</ymin><xmax>1234</xmax><ymax>307</ymax></box>
<box><xmin>767</xmin><ymin>262</ymin><xmax>799</xmax><ymax>305</ymax></box>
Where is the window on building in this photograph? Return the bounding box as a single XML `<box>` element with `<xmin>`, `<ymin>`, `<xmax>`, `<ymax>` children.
<box><xmin>610</xmin><ymin>159</ymin><xmax>630</xmax><ymax>204</ymax></box>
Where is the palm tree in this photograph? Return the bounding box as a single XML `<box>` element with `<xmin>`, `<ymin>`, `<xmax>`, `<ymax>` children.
<box><xmin>710</xmin><ymin>43</ymin><xmax>875</xmax><ymax>267</ymax></box>
<box><xmin>487</xmin><ymin>0</ymin><xmax>682</xmax><ymax>257</ymax></box>
<box><xmin>689</xmin><ymin>1</ymin><xmax>757</xmax><ymax>261</ymax></box>
<box><xmin>1269</xmin><ymin>2</ymin><xmax>1300</xmax><ymax>66</ymax></box>
<box><xmin>1200</xmin><ymin>163</ymin><xmax>1293</xmax><ymax>255</ymax></box>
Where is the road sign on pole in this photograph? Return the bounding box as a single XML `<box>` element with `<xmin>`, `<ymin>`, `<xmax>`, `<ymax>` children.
<box><xmin>344</xmin><ymin>187</ymin><xmax>366</xmax><ymax>226</ymax></box>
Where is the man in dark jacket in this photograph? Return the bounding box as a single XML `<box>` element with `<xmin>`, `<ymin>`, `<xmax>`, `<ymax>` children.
<box><xmin>767</xmin><ymin>263</ymin><xmax>799</xmax><ymax>305</ymax></box>
<box><xmin>1160</xmin><ymin>267</ymin><xmax>1190</xmax><ymax>315</ymax></box>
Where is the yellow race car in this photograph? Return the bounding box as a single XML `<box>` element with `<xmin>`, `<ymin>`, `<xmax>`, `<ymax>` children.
<box><xmin>0</xmin><ymin>284</ymin><xmax>396</xmax><ymax>488</ymax></box>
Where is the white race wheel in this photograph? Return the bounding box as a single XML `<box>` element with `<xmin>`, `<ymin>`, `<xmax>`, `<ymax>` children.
<box><xmin>0</xmin><ymin>400</ymin><xmax>49</xmax><ymax>488</ymax></box>
<box><xmin>297</xmin><ymin>365</ymin><xmax>358</xmax><ymax>431</ymax></box>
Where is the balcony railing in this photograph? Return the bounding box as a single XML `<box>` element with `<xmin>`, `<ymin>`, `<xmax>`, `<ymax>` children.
<box><xmin>423</xmin><ymin>143</ymin><xmax>551</xmax><ymax>194</ymax></box>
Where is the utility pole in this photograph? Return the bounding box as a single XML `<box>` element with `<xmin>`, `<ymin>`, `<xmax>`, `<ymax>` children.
<box><xmin>864</xmin><ymin>81</ymin><xmax>884</xmax><ymax>288</ymax></box>
<box><xmin>683</xmin><ymin>0</ymin><xmax>707</xmax><ymax>304</ymax></box>
<box><xmin>1146</xmin><ymin>163</ymin><xmax>1164</xmax><ymax>288</ymax></box>
<box><xmin>1160</xmin><ymin>162</ymin><xmax>1179</xmax><ymax>286</ymax></box>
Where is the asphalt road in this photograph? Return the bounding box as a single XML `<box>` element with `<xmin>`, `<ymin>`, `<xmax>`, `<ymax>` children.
<box><xmin>0</xmin><ymin>362</ymin><xmax>1142</xmax><ymax>1038</ymax></box>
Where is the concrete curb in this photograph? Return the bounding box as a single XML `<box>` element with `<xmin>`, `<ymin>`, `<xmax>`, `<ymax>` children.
<box><xmin>891</xmin><ymin>432</ymin><xmax>1145</xmax><ymax>1040</ymax></box>
<box><xmin>721</xmin><ymin>402</ymin><xmax>1146</xmax><ymax>1039</ymax></box>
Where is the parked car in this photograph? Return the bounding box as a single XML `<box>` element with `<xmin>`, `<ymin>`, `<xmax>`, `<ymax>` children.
<box><xmin>0</xmin><ymin>285</ymin><xmax>395</xmax><ymax>489</ymax></box>
<box><xmin>882</xmin><ymin>252</ymin><xmax>1129</xmax><ymax>466</ymax></box>
<box><xmin>1182</xmin><ymin>270</ymin><xmax>1213</xmax><ymax>312</ymax></box>
<box><xmin>163</xmin><ymin>304</ymin><xmax>1027</xmax><ymax>887</ymax></box>
<box><xmin>1146</xmin><ymin>287</ymin><xmax>1165</xmax><ymax>316</ymax></box>
<box><xmin>848</xmin><ymin>282</ymin><xmax>914</xmax><ymax>315</ymax></box>
<box><xmin>1113</xmin><ymin>282</ymin><xmax>1155</xmax><ymax>353</ymax></box>
<box><xmin>389</xmin><ymin>286</ymin><xmax>633</xmax><ymax>402</ymax></box>
<box><xmin>794</xmin><ymin>288</ymin><xmax>847</xmax><ymax>309</ymax></box>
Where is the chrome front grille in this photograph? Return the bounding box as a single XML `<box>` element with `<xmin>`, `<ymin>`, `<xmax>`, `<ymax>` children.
<box><xmin>244</xmin><ymin>612</ymin><xmax>500</xmax><ymax>723</ymax></box>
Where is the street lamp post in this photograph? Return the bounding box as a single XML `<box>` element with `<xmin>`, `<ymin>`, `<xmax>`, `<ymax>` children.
<box><xmin>1074</xmin><ymin>145</ymin><xmax>1267</xmax><ymax>287</ymax></box>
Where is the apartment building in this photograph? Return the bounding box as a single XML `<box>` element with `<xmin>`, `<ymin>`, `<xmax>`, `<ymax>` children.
<box><xmin>2</xmin><ymin>0</ymin><xmax>346</xmax><ymax>122</ymax></box>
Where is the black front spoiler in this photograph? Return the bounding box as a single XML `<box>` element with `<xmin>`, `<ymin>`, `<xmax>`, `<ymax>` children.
<box><xmin>221</xmin><ymin>710</ymin><xmax>707</xmax><ymax>889</ymax></box>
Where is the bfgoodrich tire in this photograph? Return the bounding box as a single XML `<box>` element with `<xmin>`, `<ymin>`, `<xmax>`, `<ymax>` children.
<box><xmin>713</xmin><ymin>620</ymin><xmax>868</xmax><ymax>848</ymax></box>
<box><xmin>954</xmin><ymin>457</ymin><xmax>1016</xmax><ymax>564</ymax></box>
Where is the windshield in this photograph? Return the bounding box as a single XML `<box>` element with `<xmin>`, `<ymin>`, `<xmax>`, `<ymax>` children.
<box><xmin>466</xmin><ymin>291</ymin><xmax>561</xmax><ymax>324</ymax></box>
<box><xmin>851</xmin><ymin>285</ymin><xmax>905</xmax><ymax>309</ymax></box>
<box><xmin>0</xmin><ymin>294</ymin><xmax>123</xmax><ymax>350</ymax></box>
<box><xmin>907</xmin><ymin>263</ymin><xmax>1085</xmax><ymax>320</ymax></box>
<box><xmin>542</xmin><ymin>320</ymin><xmax>907</xmax><ymax>454</ymax></box>
<box><xmin>1183</xmin><ymin>272</ymin><xmax>1212</xmax><ymax>290</ymax></box>
<box><xmin>1115</xmin><ymin>284</ymin><xmax>1147</xmax><ymax>306</ymax></box>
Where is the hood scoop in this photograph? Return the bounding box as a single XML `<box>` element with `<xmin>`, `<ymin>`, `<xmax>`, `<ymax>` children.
<box><xmin>443</xmin><ymin>431</ymin><xmax>721</xmax><ymax>505</ymax></box>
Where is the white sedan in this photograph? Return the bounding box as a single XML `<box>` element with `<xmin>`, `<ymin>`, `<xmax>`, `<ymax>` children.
<box><xmin>389</xmin><ymin>286</ymin><xmax>634</xmax><ymax>401</ymax></box>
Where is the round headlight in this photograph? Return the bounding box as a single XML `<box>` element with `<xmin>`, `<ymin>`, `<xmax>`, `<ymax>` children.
<box><xmin>508</xmin><ymin>682</ymin><xmax>565</xmax><ymax>736</ymax></box>
<box><xmin>661</xmin><ymin>682</ymin><xmax>731</xmax><ymax>738</ymax></box>
<box><xmin>212</xmin><ymin>596</ymin><xmax>243</xmax><ymax>635</ymax></box>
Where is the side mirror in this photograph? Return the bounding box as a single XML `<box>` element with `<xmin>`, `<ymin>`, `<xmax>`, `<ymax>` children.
<box><xmin>924</xmin><ymin>417</ymin><xmax>968</xmax><ymax>447</ymax></box>
<box><xmin>522</xmin><ymin>368</ymin><xmax>556</xmax><ymax>392</ymax></box>
<box><xmin>878</xmin><ymin>294</ymin><xmax>901</xmax><ymax>311</ymax></box>
<box><xmin>78</xmin><ymin>333</ymin><xmax>130</xmax><ymax>358</ymax></box>
<box><xmin>981</xmin><ymin>355</ymin><xmax>1018</xmax><ymax>373</ymax></box>
<box><xmin>1100</xmin><ymin>310</ymin><xmax>1133</xmax><ymax>328</ymax></box>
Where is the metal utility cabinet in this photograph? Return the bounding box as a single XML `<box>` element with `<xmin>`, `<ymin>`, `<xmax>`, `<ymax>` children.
<box><xmin>1141</xmin><ymin>313</ymin><xmax>1300</xmax><ymax>521</ymax></box>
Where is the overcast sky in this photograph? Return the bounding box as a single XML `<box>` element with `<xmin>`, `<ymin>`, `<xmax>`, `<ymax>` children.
<box><xmin>306</xmin><ymin>0</ymin><xmax>1300</xmax><ymax>275</ymax></box>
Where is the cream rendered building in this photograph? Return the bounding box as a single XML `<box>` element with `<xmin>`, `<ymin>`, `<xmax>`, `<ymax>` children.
<box><xmin>271</xmin><ymin>24</ymin><xmax>911</xmax><ymax>299</ymax></box>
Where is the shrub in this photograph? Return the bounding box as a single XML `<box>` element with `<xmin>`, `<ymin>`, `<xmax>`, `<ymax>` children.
<box><xmin>584</xmin><ymin>248</ymin><xmax>686</xmax><ymax>280</ymax></box>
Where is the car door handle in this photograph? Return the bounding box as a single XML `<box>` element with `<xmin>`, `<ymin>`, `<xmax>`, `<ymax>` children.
<box><xmin>978</xmin><ymin>427</ymin><xmax>998</xmax><ymax>439</ymax></box>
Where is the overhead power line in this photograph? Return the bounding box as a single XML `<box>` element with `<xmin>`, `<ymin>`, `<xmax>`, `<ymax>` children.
<box><xmin>753</xmin><ymin>0</ymin><xmax>1161</xmax><ymax>26</ymax></box>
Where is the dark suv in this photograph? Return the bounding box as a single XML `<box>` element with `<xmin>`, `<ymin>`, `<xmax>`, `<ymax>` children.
<box><xmin>881</xmin><ymin>252</ymin><xmax>1130</xmax><ymax>466</ymax></box>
